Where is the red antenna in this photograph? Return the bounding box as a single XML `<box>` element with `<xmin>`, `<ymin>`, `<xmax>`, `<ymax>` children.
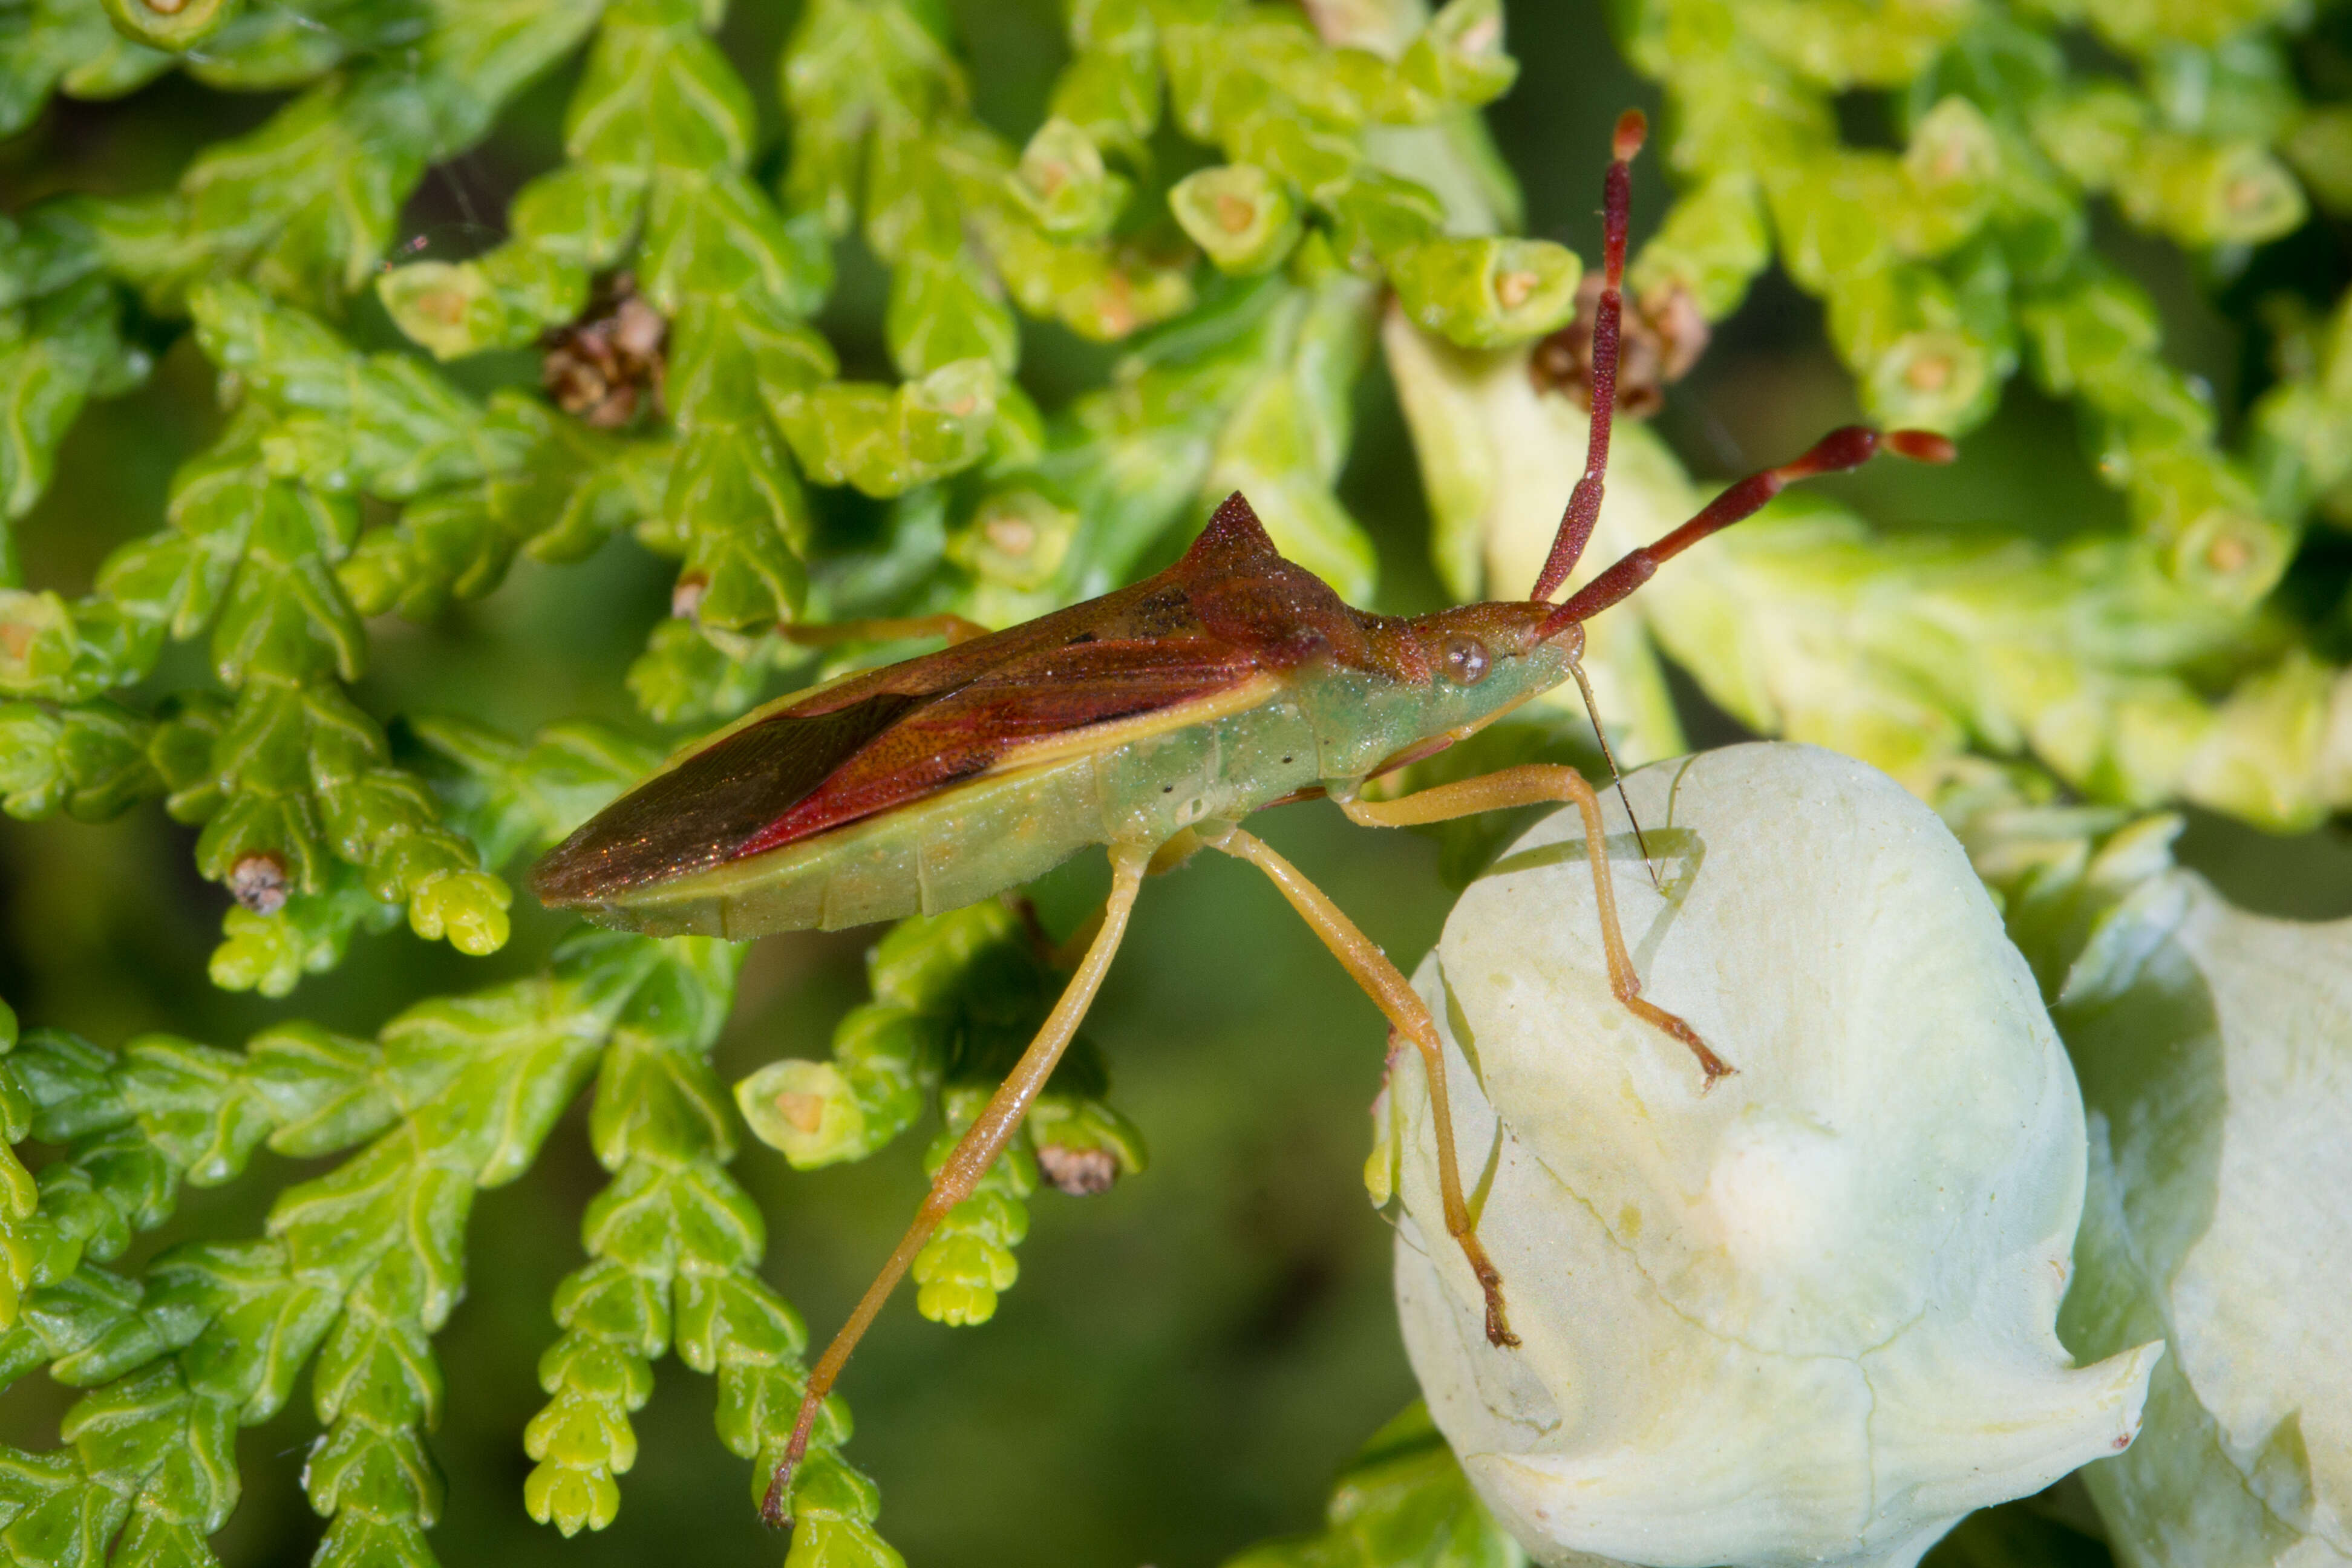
<box><xmin>1518</xmin><ymin>108</ymin><xmax>1955</xmax><ymax>885</ymax></box>
<box><xmin>1540</xmin><ymin>426</ymin><xmax>1955</xmax><ymax>638</ymax></box>
<box><xmin>1526</xmin><ymin>107</ymin><xmax>1957</xmax><ymax>626</ymax></box>
<box><xmin>1530</xmin><ymin>108</ymin><xmax>1645</xmax><ymax>606</ymax></box>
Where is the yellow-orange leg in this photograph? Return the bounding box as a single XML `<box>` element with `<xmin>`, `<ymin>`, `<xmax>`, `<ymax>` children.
<box><xmin>1339</xmin><ymin>764</ymin><xmax>1733</xmax><ymax>1085</ymax></box>
<box><xmin>779</xmin><ymin>613</ymin><xmax>991</xmax><ymax>648</ymax></box>
<box><xmin>762</xmin><ymin>841</ymin><xmax>1152</xmax><ymax>1527</ymax></box>
<box><xmin>1196</xmin><ymin>822</ymin><xmax>1520</xmax><ymax>1350</ymax></box>
<box><xmin>1041</xmin><ymin>829</ymin><xmax>1204</xmax><ymax>971</ymax></box>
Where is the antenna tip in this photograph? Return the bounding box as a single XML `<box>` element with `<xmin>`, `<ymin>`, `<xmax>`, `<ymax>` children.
<box><xmin>1888</xmin><ymin>429</ymin><xmax>1958</xmax><ymax>464</ymax></box>
<box><xmin>1613</xmin><ymin>108</ymin><xmax>1647</xmax><ymax>163</ymax></box>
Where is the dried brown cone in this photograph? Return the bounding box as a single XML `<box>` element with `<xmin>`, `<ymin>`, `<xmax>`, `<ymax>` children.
<box><xmin>541</xmin><ymin>271</ymin><xmax>669</xmax><ymax>429</ymax></box>
<box><xmin>1531</xmin><ymin>275</ymin><xmax>1708</xmax><ymax>417</ymax></box>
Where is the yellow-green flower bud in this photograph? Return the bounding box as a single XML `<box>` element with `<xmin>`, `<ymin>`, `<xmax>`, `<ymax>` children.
<box><xmin>1385</xmin><ymin>743</ymin><xmax>2161</xmax><ymax>1568</ymax></box>
<box><xmin>1745</xmin><ymin>0</ymin><xmax>1965</xmax><ymax>88</ymax></box>
<box><xmin>950</xmin><ymin>489</ymin><xmax>1080</xmax><ymax>626</ymax></box>
<box><xmin>2117</xmin><ymin>135</ymin><xmax>2307</xmax><ymax>249</ymax></box>
<box><xmin>1391</xmin><ymin>0</ymin><xmax>1518</xmax><ymax>117</ymax></box>
<box><xmin>2034</xmin><ymin>83</ymin><xmax>2150</xmax><ymax>191</ymax></box>
<box><xmin>1768</xmin><ymin>152</ymin><xmax>1903</xmax><ymax>290</ymax></box>
<box><xmin>1389</xmin><ymin>236</ymin><xmax>1580</xmax><ymax>350</ymax></box>
<box><xmin>1864</xmin><ymin>326</ymin><xmax>1996</xmax><ymax>434</ymax></box>
<box><xmin>1328</xmin><ymin>171</ymin><xmax>1448</xmax><ymax>275</ymax></box>
<box><xmin>1011</xmin><ymin>117</ymin><xmax>1131</xmax><ymax>240</ymax></box>
<box><xmin>0</xmin><ymin>589</ymin><xmax>79</xmax><ymax>696</ymax></box>
<box><xmin>2125</xmin><ymin>446</ymin><xmax>2290</xmax><ymax>611</ymax></box>
<box><xmin>99</xmin><ymin>0</ymin><xmax>238</xmax><ymax>51</ymax></box>
<box><xmin>736</xmin><ymin>1059</ymin><xmax>871</xmax><ymax>1169</ymax></box>
<box><xmin>979</xmin><ymin>212</ymin><xmax>1195</xmax><ymax>341</ymax></box>
<box><xmin>1895</xmin><ymin>96</ymin><xmax>1999</xmax><ymax>255</ymax></box>
<box><xmin>774</xmin><ymin>359</ymin><xmax>1001</xmax><ymax>498</ymax></box>
<box><xmin>376</xmin><ymin>263</ymin><xmax>508</xmax><ymax>364</ymax></box>
<box><xmin>1171</xmin><ymin>165</ymin><xmax>1302</xmax><ymax>275</ymax></box>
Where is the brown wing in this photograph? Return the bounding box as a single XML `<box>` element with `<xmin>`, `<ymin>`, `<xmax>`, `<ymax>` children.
<box><xmin>728</xmin><ymin>636</ymin><xmax>1258</xmax><ymax>860</ymax></box>
<box><xmin>531</xmin><ymin>491</ymin><xmax>1390</xmax><ymax>909</ymax></box>
<box><xmin>530</xmin><ymin>691</ymin><xmax>924</xmax><ymax>904</ymax></box>
<box><xmin>529</xmin><ymin>636</ymin><xmax>1259</xmax><ymax>905</ymax></box>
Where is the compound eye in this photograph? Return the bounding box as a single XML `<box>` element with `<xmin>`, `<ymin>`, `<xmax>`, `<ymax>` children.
<box><xmin>1443</xmin><ymin>635</ymin><xmax>1491</xmax><ymax>685</ymax></box>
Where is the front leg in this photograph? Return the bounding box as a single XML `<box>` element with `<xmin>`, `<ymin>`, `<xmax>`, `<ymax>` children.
<box><xmin>1197</xmin><ymin>822</ymin><xmax>1520</xmax><ymax>1350</ymax></box>
<box><xmin>1340</xmin><ymin>765</ymin><xmax>1734</xmax><ymax>1086</ymax></box>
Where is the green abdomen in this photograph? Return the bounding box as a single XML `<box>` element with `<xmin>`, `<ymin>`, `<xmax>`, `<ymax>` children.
<box><xmin>589</xmin><ymin>696</ymin><xmax>1328</xmax><ymax>939</ymax></box>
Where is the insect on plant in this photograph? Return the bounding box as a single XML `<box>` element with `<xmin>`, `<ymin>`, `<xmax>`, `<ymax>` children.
<box><xmin>529</xmin><ymin>110</ymin><xmax>1956</xmax><ymax>1532</ymax></box>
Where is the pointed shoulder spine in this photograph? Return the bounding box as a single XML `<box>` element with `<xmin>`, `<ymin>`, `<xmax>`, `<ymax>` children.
<box><xmin>1183</xmin><ymin>491</ymin><xmax>1281</xmax><ymax>565</ymax></box>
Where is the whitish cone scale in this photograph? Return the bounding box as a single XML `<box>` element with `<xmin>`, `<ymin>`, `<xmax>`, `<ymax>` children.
<box><xmin>1377</xmin><ymin>742</ymin><xmax>2161</xmax><ymax>1568</ymax></box>
<box><xmin>2045</xmin><ymin>849</ymin><xmax>2352</xmax><ymax>1568</ymax></box>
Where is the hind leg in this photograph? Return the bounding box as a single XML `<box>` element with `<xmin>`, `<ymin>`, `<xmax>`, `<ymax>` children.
<box><xmin>761</xmin><ymin>841</ymin><xmax>1151</xmax><ymax>1526</ymax></box>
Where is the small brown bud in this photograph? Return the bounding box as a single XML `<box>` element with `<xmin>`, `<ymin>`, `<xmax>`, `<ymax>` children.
<box><xmin>228</xmin><ymin>853</ymin><xmax>290</xmax><ymax>915</ymax></box>
<box><xmin>609</xmin><ymin>296</ymin><xmax>665</xmax><ymax>362</ymax></box>
<box><xmin>1037</xmin><ymin>1145</ymin><xmax>1119</xmax><ymax>1197</ymax></box>
<box><xmin>1531</xmin><ymin>276</ymin><xmax>1709</xmax><ymax>417</ymax></box>
<box><xmin>541</xmin><ymin>271</ymin><xmax>668</xmax><ymax>430</ymax></box>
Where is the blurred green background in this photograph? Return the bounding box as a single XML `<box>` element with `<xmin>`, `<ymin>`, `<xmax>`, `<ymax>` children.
<box><xmin>4</xmin><ymin>2</ymin><xmax>2350</xmax><ymax>1566</ymax></box>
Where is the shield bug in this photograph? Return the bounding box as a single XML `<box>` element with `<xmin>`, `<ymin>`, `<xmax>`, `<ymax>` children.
<box><xmin>531</xmin><ymin>110</ymin><xmax>1956</xmax><ymax>1529</ymax></box>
